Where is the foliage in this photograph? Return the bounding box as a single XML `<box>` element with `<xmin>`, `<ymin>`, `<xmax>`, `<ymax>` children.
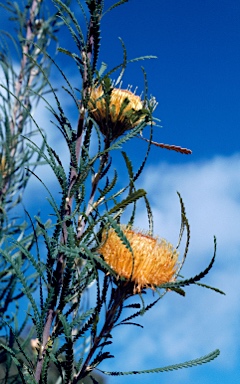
<box><xmin>0</xmin><ymin>0</ymin><xmax>223</xmax><ymax>383</ymax></box>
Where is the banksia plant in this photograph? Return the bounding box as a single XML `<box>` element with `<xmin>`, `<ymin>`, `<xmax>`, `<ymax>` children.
<box><xmin>0</xmin><ymin>0</ymin><xmax>224</xmax><ymax>383</ymax></box>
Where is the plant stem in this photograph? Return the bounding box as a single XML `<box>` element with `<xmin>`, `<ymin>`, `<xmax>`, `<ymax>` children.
<box><xmin>73</xmin><ymin>285</ymin><xmax>130</xmax><ymax>383</ymax></box>
<box><xmin>34</xmin><ymin>6</ymin><xmax>99</xmax><ymax>381</ymax></box>
<box><xmin>34</xmin><ymin>309</ymin><xmax>54</xmax><ymax>381</ymax></box>
<box><xmin>10</xmin><ymin>0</ymin><xmax>40</xmax><ymax>136</ymax></box>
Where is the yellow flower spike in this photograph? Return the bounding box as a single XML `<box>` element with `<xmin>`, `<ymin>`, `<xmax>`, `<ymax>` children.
<box><xmin>0</xmin><ymin>156</ymin><xmax>7</xmax><ymax>179</ymax></box>
<box><xmin>0</xmin><ymin>156</ymin><xmax>5</xmax><ymax>171</ymax></box>
<box><xmin>88</xmin><ymin>86</ymin><xmax>149</xmax><ymax>140</ymax></box>
<box><xmin>98</xmin><ymin>226</ymin><xmax>179</xmax><ymax>293</ymax></box>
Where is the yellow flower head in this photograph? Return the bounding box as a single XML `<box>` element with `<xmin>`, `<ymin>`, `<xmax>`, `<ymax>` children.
<box><xmin>0</xmin><ymin>156</ymin><xmax>6</xmax><ymax>178</ymax></box>
<box><xmin>98</xmin><ymin>226</ymin><xmax>179</xmax><ymax>293</ymax></box>
<box><xmin>88</xmin><ymin>86</ymin><xmax>149</xmax><ymax>140</ymax></box>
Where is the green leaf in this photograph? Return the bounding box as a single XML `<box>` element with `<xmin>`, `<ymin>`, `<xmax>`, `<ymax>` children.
<box><xmin>159</xmin><ymin>237</ymin><xmax>218</xmax><ymax>291</ymax></box>
<box><xmin>102</xmin><ymin>349</ymin><xmax>220</xmax><ymax>375</ymax></box>
<box><xmin>108</xmin><ymin>188</ymin><xmax>146</xmax><ymax>215</ymax></box>
<box><xmin>103</xmin><ymin>214</ymin><xmax>132</xmax><ymax>254</ymax></box>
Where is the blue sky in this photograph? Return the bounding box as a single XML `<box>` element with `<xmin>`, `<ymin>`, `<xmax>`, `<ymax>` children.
<box><xmin>1</xmin><ymin>0</ymin><xmax>240</xmax><ymax>383</ymax></box>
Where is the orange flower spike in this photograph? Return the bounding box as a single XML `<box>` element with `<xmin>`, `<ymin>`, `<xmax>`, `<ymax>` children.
<box><xmin>98</xmin><ymin>226</ymin><xmax>179</xmax><ymax>293</ymax></box>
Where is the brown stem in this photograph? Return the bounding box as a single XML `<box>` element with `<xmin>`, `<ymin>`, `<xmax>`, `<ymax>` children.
<box><xmin>34</xmin><ymin>309</ymin><xmax>55</xmax><ymax>382</ymax></box>
<box><xmin>33</xmin><ymin>1</ymin><xmax>105</xmax><ymax>379</ymax></box>
<box><xmin>10</xmin><ymin>0</ymin><xmax>40</xmax><ymax>136</ymax></box>
<box><xmin>1</xmin><ymin>0</ymin><xmax>42</xmax><ymax>209</ymax></box>
<box><xmin>34</xmin><ymin>8</ymin><xmax>97</xmax><ymax>383</ymax></box>
<box><xmin>34</xmin><ymin>249</ymin><xmax>65</xmax><ymax>381</ymax></box>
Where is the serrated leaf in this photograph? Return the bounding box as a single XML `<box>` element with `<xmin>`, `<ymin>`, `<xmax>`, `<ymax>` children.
<box><xmin>102</xmin><ymin>349</ymin><xmax>220</xmax><ymax>375</ymax></box>
<box><xmin>108</xmin><ymin>188</ymin><xmax>146</xmax><ymax>215</ymax></box>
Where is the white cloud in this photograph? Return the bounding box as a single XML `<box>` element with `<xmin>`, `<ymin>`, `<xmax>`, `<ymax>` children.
<box><xmin>136</xmin><ymin>154</ymin><xmax>240</xmax><ymax>254</ymax></box>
